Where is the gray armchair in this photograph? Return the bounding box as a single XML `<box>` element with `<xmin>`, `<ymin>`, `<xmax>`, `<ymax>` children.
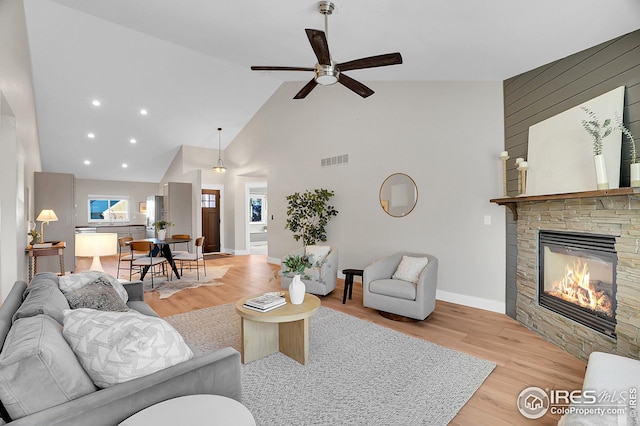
<box><xmin>363</xmin><ymin>252</ymin><xmax>438</xmax><ymax>320</ymax></box>
<box><xmin>281</xmin><ymin>246</ymin><xmax>338</xmax><ymax>296</ymax></box>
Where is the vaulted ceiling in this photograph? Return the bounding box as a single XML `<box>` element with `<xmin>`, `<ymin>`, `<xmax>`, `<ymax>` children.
<box><xmin>23</xmin><ymin>0</ymin><xmax>640</xmax><ymax>182</ymax></box>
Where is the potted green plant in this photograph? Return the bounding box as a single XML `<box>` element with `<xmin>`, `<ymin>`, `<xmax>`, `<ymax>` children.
<box><xmin>285</xmin><ymin>188</ymin><xmax>338</xmax><ymax>246</ymax></box>
<box><xmin>152</xmin><ymin>220</ymin><xmax>174</xmax><ymax>240</ymax></box>
<box><xmin>581</xmin><ymin>107</ymin><xmax>614</xmax><ymax>189</ymax></box>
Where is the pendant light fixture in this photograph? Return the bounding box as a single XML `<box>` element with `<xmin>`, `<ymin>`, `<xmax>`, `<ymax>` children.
<box><xmin>213</xmin><ymin>127</ymin><xmax>227</xmax><ymax>173</ymax></box>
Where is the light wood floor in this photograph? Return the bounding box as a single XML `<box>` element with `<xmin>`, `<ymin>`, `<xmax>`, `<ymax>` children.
<box><xmin>87</xmin><ymin>254</ymin><xmax>585</xmax><ymax>425</ymax></box>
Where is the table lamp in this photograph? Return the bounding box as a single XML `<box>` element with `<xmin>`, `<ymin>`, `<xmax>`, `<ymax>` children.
<box><xmin>75</xmin><ymin>233</ymin><xmax>118</xmax><ymax>272</ymax></box>
<box><xmin>36</xmin><ymin>209</ymin><xmax>58</xmax><ymax>243</ymax></box>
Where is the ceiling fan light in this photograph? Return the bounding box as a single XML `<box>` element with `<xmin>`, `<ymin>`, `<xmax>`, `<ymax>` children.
<box><xmin>315</xmin><ymin>66</ymin><xmax>339</xmax><ymax>86</ymax></box>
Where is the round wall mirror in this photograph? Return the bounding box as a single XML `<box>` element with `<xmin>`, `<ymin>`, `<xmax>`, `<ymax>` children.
<box><xmin>379</xmin><ymin>173</ymin><xmax>418</xmax><ymax>217</ymax></box>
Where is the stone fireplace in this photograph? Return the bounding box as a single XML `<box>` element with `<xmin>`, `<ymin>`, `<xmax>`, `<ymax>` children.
<box><xmin>494</xmin><ymin>189</ymin><xmax>640</xmax><ymax>361</ymax></box>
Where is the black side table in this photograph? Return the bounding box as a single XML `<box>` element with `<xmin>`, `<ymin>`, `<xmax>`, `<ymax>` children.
<box><xmin>342</xmin><ymin>268</ymin><xmax>364</xmax><ymax>304</ymax></box>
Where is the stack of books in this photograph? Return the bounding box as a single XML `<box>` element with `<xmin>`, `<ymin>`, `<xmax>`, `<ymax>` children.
<box><xmin>243</xmin><ymin>293</ymin><xmax>286</xmax><ymax>312</ymax></box>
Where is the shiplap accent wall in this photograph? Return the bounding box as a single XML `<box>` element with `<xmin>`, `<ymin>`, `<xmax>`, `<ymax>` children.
<box><xmin>503</xmin><ymin>29</ymin><xmax>640</xmax><ymax>318</ymax></box>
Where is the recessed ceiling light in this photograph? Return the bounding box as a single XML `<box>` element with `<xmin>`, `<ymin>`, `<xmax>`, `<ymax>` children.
<box><xmin>83</xmin><ymin>160</ymin><xmax>91</xmax><ymax>165</ymax></box>
<box><xmin>91</xmin><ymin>100</ymin><xmax>101</xmax><ymax>106</ymax></box>
<box><xmin>139</xmin><ymin>109</ymin><xmax>148</xmax><ymax>116</ymax></box>
<box><xmin>87</xmin><ymin>133</ymin><xmax>95</xmax><ymax>138</ymax></box>
<box><xmin>129</xmin><ymin>138</ymin><xmax>137</xmax><ymax>144</ymax></box>
<box><xmin>122</xmin><ymin>163</ymin><xmax>128</xmax><ymax>168</ymax></box>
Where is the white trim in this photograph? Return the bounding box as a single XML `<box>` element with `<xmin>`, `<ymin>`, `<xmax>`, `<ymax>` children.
<box><xmin>267</xmin><ymin>256</ymin><xmax>281</xmax><ymax>265</ymax></box>
<box><xmin>436</xmin><ymin>289</ymin><xmax>505</xmax><ymax>314</ymax></box>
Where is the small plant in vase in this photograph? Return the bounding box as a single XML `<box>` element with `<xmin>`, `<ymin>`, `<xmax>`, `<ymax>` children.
<box><xmin>152</xmin><ymin>220</ymin><xmax>173</xmax><ymax>240</ymax></box>
<box><xmin>282</xmin><ymin>254</ymin><xmax>312</xmax><ymax>277</ymax></box>
<box><xmin>28</xmin><ymin>229</ymin><xmax>40</xmax><ymax>245</ymax></box>
<box><xmin>581</xmin><ymin>107</ymin><xmax>614</xmax><ymax>189</ymax></box>
<box><xmin>282</xmin><ymin>254</ymin><xmax>312</xmax><ymax>305</ymax></box>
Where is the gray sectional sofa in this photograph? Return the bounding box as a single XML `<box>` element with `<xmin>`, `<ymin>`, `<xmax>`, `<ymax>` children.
<box><xmin>0</xmin><ymin>272</ymin><xmax>242</xmax><ymax>425</ymax></box>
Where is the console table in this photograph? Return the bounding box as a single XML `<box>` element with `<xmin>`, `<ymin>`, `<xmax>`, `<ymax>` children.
<box><xmin>26</xmin><ymin>241</ymin><xmax>66</xmax><ymax>281</ymax></box>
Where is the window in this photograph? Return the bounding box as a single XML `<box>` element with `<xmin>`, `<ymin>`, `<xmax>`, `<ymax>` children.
<box><xmin>250</xmin><ymin>196</ymin><xmax>266</xmax><ymax>224</ymax></box>
<box><xmin>202</xmin><ymin>193</ymin><xmax>217</xmax><ymax>208</ymax></box>
<box><xmin>88</xmin><ymin>196</ymin><xmax>130</xmax><ymax>223</ymax></box>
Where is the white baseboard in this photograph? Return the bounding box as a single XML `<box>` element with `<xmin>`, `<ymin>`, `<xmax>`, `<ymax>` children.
<box><xmin>436</xmin><ymin>289</ymin><xmax>505</xmax><ymax>314</ymax></box>
<box><xmin>267</xmin><ymin>256</ymin><xmax>281</xmax><ymax>265</ymax></box>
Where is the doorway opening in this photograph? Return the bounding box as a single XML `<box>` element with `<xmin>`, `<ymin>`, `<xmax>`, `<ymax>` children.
<box><xmin>247</xmin><ymin>184</ymin><xmax>268</xmax><ymax>255</ymax></box>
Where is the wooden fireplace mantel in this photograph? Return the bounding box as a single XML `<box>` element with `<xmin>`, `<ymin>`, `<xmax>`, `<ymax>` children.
<box><xmin>490</xmin><ymin>187</ymin><xmax>640</xmax><ymax>220</ymax></box>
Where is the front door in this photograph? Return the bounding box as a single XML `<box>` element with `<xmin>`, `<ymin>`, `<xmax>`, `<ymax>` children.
<box><xmin>202</xmin><ymin>189</ymin><xmax>220</xmax><ymax>253</ymax></box>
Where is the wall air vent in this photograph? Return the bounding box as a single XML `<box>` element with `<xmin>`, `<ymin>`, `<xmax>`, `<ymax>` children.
<box><xmin>321</xmin><ymin>154</ymin><xmax>349</xmax><ymax>167</ymax></box>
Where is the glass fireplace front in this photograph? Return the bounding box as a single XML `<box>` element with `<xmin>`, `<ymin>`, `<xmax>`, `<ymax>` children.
<box><xmin>538</xmin><ymin>230</ymin><xmax>617</xmax><ymax>337</ymax></box>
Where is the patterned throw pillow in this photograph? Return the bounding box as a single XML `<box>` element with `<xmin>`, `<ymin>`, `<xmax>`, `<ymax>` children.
<box><xmin>64</xmin><ymin>278</ymin><xmax>129</xmax><ymax>312</ymax></box>
<box><xmin>62</xmin><ymin>309</ymin><xmax>194</xmax><ymax>388</ymax></box>
<box><xmin>392</xmin><ymin>256</ymin><xmax>429</xmax><ymax>284</ymax></box>
<box><xmin>59</xmin><ymin>271</ymin><xmax>129</xmax><ymax>303</ymax></box>
<box><xmin>305</xmin><ymin>245</ymin><xmax>331</xmax><ymax>266</ymax></box>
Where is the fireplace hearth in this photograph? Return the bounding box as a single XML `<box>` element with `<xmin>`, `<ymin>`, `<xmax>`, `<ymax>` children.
<box><xmin>538</xmin><ymin>231</ymin><xmax>617</xmax><ymax>337</ymax></box>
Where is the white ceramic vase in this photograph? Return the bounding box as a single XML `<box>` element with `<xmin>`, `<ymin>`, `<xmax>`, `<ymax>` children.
<box><xmin>157</xmin><ymin>229</ymin><xmax>167</xmax><ymax>240</ymax></box>
<box><xmin>593</xmin><ymin>154</ymin><xmax>609</xmax><ymax>190</ymax></box>
<box><xmin>289</xmin><ymin>274</ymin><xmax>305</xmax><ymax>305</ymax></box>
<box><xmin>631</xmin><ymin>163</ymin><xmax>640</xmax><ymax>188</ymax></box>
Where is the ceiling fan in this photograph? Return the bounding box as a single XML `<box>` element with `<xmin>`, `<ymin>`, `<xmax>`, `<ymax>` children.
<box><xmin>251</xmin><ymin>1</ymin><xmax>403</xmax><ymax>99</ymax></box>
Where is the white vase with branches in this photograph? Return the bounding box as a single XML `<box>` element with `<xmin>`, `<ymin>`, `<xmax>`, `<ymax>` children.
<box><xmin>581</xmin><ymin>107</ymin><xmax>614</xmax><ymax>190</ymax></box>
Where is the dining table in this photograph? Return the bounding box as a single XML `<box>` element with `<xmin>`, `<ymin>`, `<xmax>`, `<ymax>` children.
<box><xmin>129</xmin><ymin>237</ymin><xmax>191</xmax><ymax>280</ymax></box>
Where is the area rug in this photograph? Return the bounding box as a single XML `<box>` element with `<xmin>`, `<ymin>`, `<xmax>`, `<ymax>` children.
<box><xmin>141</xmin><ymin>264</ymin><xmax>230</xmax><ymax>299</ymax></box>
<box><xmin>165</xmin><ymin>304</ymin><xmax>496</xmax><ymax>425</ymax></box>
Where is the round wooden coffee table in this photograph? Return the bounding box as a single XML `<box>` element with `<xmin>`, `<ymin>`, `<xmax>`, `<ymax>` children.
<box><xmin>235</xmin><ymin>292</ymin><xmax>321</xmax><ymax>365</ymax></box>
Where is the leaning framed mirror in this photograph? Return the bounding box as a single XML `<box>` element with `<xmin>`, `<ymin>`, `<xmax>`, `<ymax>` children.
<box><xmin>379</xmin><ymin>173</ymin><xmax>418</xmax><ymax>217</ymax></box>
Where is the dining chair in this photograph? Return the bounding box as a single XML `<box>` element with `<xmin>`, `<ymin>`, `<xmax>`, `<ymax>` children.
<box><xmin>170</xmin><ymin>234</ymin><xmax>191</xmax><ymax>256</ymax></box>
<box><xmin>130</xmin><ymin>241</ymin><xmax>169</xmax><ymax>288</ymax></box>
<box><xmin>173</xmin><ymin>237</ymin><xmax>206</xmax><ymax>280</ymax></box>
<box><xmin>117</xmin><ymin>236</ymin><xmax>145</xmax><ymax>279</ymax></box>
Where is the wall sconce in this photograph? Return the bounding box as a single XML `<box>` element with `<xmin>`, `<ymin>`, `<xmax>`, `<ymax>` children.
<box><xmin>36</xmin><ymin>209</ymin><xmax>58</xmax><ymax>243</ymax></box>
<box><xmin>213</xmin><ymin>127</ymin><xmax>227</xmax><ymax>173</ymax></box>
<box><xmin>75</xmin><ymin>233</ymin><xmax>118</xmax><ymax>272</ymax></box>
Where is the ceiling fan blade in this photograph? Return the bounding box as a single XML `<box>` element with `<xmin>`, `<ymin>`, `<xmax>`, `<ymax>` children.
<box><xmin>338</xmin><ymin>73</ymin><xmax>374</xmax><ymax>98</ymax></box>
<box><xmin>251</xmin><ymin>66</ymin><xmax>315</xmax><ymax>72</ymax></box>
<box><xmin>305</xmin><ymin>29</ymin><xmax>331</xmax><ymax>65</ymax></box>
<box><xmin>293</xmin><ymin>79</ymin><xmax>318</xmax><ymax>99</ymax></box>
<box><xmin>337</xmin><ymin>52</ymin><xmax>403</xmax><ymax>72</ymax></box>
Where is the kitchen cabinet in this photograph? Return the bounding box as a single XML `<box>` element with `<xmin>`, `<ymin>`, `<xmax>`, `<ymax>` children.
<box><xmin>94</xmin><ymin>225</ymin><xmax>147</xmax><ymax>253</ymax></box>
<box><xmin>166</xmin><ymin>182</ymin><xmax>192</xmax><ymax>237</ymax></box>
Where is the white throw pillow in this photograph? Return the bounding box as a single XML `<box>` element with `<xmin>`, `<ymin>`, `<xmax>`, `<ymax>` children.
<box><xmin>305</xmin><ymin>245</ymin><xmax>331</xmax><ymax>265</ymax></box>
<box><xmin>59</xmin><ymin>271</ymin><xmax>128</xmax><ymax>303</ymax></box>
<box><xmin>392</xmin><ymin>256</ymin><xmax>429</xmax><ymax>284</ymax></box>
<box><xmin>62</xmin><ymin>308</ymin><xmax>194</xmax><ymax>388</ymax></box>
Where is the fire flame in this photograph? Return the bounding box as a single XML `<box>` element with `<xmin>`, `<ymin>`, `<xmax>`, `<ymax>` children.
<box><xmin>547</xmin><ymin>258</ymin><xmax>613</xmax><ymax>318</ymax></box>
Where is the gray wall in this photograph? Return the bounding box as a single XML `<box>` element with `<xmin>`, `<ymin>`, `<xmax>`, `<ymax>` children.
<box><xmin>503</xmin><ymin>29</ymin><xmax>640</xmax><ymax>318</ymax></box>
<box><xmin>0</xmin><ymin>0</ymin><xmax>41</xmax><ymax>298</ymax></box>
<box><xmin>224</xmin><ymin>81</ymin><xmax>507</xmax><ymax>312</ymax></box>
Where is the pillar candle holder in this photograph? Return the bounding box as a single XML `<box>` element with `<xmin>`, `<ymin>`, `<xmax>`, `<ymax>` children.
<box><xmin>515</xmin><ymin>158</ymin><xmax>524</xmax><ymax>195</ymax></box>
<box><xmin>518</xmin><ymin>161</ymin><xmax>529</xmax><ymax>196</ymax></box>
<box><xmin>499</xmin><ymin>151</ymin><xmax>509</xmax><ymax>196</ymax></box>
